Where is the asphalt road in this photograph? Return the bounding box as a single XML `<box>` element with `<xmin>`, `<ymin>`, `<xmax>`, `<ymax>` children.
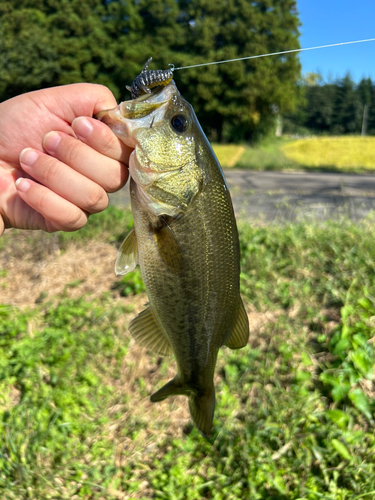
<box><xmin>109</xmin><ymin>170</ymin><xmax>375</xmax><ymax>223</ymax></box>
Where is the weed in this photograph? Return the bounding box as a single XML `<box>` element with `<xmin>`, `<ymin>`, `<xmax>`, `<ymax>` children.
<box><xmin>112</xmin><ymin>268</ymin><xmax>146</xmax><ymax>296</ymax></box>
<box><xmin>0</xmin><ymin>209</ymin><xmax>374</xmax><ymax>499</ymax></box>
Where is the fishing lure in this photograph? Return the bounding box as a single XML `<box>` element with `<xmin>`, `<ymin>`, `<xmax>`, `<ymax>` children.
<box><xmin>126</xmin><ymin>57</ymin><xmax>174</xmax><ymax>99</ymax></box>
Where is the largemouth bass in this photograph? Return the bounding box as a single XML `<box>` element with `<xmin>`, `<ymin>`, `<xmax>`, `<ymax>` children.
<box><xmin>97</xmin><ymin>81</ymin><xmax>249</xmax><ymax>436</ymax></box>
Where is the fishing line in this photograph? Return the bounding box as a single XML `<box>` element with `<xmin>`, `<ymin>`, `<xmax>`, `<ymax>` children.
<box><xmin>170</xmin><ymin>37</ymin><xmax>375</xmax><ymax>71</ymax></box>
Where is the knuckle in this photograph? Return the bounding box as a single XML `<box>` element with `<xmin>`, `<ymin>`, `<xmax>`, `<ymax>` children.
<box><xmin>93</xmin><ymin>127</ymin><xmax>119</xmax><ymax>157</ymax></box>
<box><xmin>63</xmin><ymin>209</ymin><xmax>87</xmax><ymax>231</ymax></box>
<box><xmin>37</xmin><ymin>189</ymin><xmax>51</xmax><ymax>214</ymax></box>
<box><xmin>63</xmin><ymin>140</ymin><xmax>83</xmax><ymax>166</ymax></box>
<box><xmin>104</xmin><ymin>164</ymin><xmax>128</xmax><ymax>193</ymax></box>
<box><xmin>41</xmin><ymin>157</ymin><xmax>59</xmax><ymax>185</ymax></box>
<box><xmin>83</xmin><ymin>186</ymin><xmax>108</xmax><ymax>213</ymax></box>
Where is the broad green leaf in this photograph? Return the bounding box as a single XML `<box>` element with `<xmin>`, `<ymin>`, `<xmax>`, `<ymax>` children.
<box><xmin>296</xmin><ymin>370</ymin><xmax>311</xmax><ymax>382</ymax></box>
<box><xmin>333</xmin><ymin>337</ymin><xmax>351</xmax><ymax>355</ymax></box>
<box><xmin>352</xmin><ymin>333</ymin><xmax>368</xmax><ymax>348</ymax></box>
<box><xmin>348</xmin><ymin>388</ymin><xmax>372</xmax><ymax>420</ymax></box>
<box><xmin>350</xmin><ymin>349</ymin><xmax>374</xmax><ymax>379</ymax></box>
<box><xmin>341</xmin><ymin>305</ymin><xmax>354</xmax><ymax>322</ymax></box>
<box><xmin>301</xmin><ymin>352</ymin><xmax>313</xmax><ymax>366</ymax></box>
<box><xmin>343</xmin><ymin>430</ymin><xmax>364</xmax><ymax>444</ymax></box>
<box><xmin>331</xmin><ymin>383</ymin><xmax>351</xmax><ymax>402</ymax></box>
<box><xmin>325</xmin><ymin>409</ymin><xmax>349</xmax><ymax>429</ymax></box>
<box><xmin>358</xmin><ymin>297</ymin><xmax>373</xmax><ymax>311</ymax></box>
<box><xmin>331</xmin><ymin>439</ymin><xmax>352</xmax><ymax>460</ymax></box>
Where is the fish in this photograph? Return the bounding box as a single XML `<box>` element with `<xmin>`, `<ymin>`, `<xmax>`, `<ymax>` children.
<box><xmin>96</xmin><ymin>79</ymin><xmax>249</xmax><ymax>436</ymax></box>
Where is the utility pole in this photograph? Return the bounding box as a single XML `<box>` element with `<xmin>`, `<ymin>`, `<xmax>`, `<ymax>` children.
<box><xmin>361</xmin><ymin>104</ymin><xmax>368</xmax><ymax>136</ymax></box>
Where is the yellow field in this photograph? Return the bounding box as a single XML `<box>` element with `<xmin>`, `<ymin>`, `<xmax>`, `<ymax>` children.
<box><xmin>212</xmin><ymin>144</ymin><xmax>246</xmax><ymax>168</ymax></box>
<box><xmin>282</xmin><ymin>136</ymin><xmax>375</xmax><ymax>171</ymax></box>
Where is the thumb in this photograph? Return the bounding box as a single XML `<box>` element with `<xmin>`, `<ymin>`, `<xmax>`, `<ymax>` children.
<box><xmin>43</xmin><ymin>83</ymin><xmax>119</xmax><ymax>123</ymax></box>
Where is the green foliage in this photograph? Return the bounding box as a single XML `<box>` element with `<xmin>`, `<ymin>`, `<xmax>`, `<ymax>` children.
<box><xmin>235</xmin><ymin>137</ymin><xmax>299</xmax><ymax>170</ymax></box>
<box><xmin>170</xmin><ymin>0</ymin><xmax>302</xmax><ymax>142</ymax></box>
<box><xmin>0</xmin><ymin>0</ymin><xmax>302</xmax><ymax>142</ymax></box>
<box><xmin>112</xmin><ymin>268</ymin><xmax>146</xmax><ymax>296</ymax></box>
<box><xmin>239</xmin><ymin>220</ymin><xmax>375</xmax><ymax>311</ymax></box>
<box><xmin>0</xmin><ymin>296</ymin><xmax>131</xmax><ymax>498</ymax></box>
<box><xmin>0</xmin><ymin>0</ymin><xmax>140</xmax><ymax>99</ymax></box>
<box><xmin>285</xmin><ymin>73</ymin><xmax>375</xmax><ymax>136</ymax></box>
<box><xmin>1</xmin><ymin>212</ymin><xmax>375</xmax><ymax>498</ymax></box>
<box><xmin>319</xmin><ymin>294</ymin><xmax>375</xmax><ymax>418</ymax></box>
<box><xmin>57</xmin><ymin>205</ymin><xmax>134</xmax><ymax>246</ymax></box>
<box><xmin>0</xmin><ymin>205</ymin><xmax>133</xmax><ymax>263</ymax></box>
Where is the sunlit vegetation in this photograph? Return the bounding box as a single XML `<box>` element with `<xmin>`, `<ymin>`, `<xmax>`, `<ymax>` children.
<box><xmin>1</xmin><ymin>207</ymin><xmax>374</xmax><ymax>499</ymax></box>
<box><xmin>282</xmin><ymin>136</ymin><xmax>375</xmax><ymax>172</ymax></box>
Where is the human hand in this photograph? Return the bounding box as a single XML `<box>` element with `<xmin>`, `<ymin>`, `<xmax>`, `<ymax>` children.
<box><xmin>0</xmin><ymin>83</ymin><xmax>131</xmax><ymax>235</ymax></box>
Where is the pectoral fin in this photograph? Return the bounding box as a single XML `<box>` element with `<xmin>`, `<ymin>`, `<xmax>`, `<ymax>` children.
<box><xmin>225</xmin><ymin>300</ymin><xmax>249</xmax><ymax>349</ymax></box>
<box><xmin>115</xmin><ymin>228</ymin><xmax>138</xmax><ymax>276</ymax></box>
<box><xmin>129</xmin><ymin>306</ymin><xmax>173</xmax><ymax>355</ymax></box>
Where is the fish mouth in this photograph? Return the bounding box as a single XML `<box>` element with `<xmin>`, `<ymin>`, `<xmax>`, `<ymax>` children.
<box><xmin>95</xmin><ymin>100</ymin><xmax>168</xmax><ymax>148</ymax></box>
<box><xmin>95</xmin><ymin>82</ymin><xmax>177</xmax><ymax>148</ymax></box>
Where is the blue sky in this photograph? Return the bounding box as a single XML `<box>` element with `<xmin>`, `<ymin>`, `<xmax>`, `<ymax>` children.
<box><xmin>297</xmin><ymin>0</ymin><xmax>375</xmax><ymax>82</ymax></box>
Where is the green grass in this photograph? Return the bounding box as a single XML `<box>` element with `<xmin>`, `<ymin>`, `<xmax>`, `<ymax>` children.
<box><xmin>1</xmin><ymin>208</ymin><xmax>375</xmax><ymax>499</ymax></box>
<box><xmin>234</xmin><ymin>138</ymin><xmax>299</xmax><ymax>171</ymax></box>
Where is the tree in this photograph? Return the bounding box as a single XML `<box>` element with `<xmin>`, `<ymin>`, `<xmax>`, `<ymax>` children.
<box><xmin>332</xmin><ymin>74</ymin><xmax>362</xmax><ymax>135</ymax></box>
<box><xmin>368</xmin><ymin>82</ymin><xmax>375</xmax><ymax>135</ymax></box>
<box><xmin>169</xmin><ymin>0</ymin><xmax>302</xmax><ymax>141</ymax></box>
<box><xmin>0</xmin><ymin>0</ymin><xmax>302</xmax><ymax>142</ymax></box>
<box><xmin>0</xmin><ymin>0</ymin><xmax>142</xmax><ymax>101</ymax></box>
<box><xmin>285</xmin><ymin>74</ymin><xmax>375</xmax><ymax>136</ymax></box>
<box><xmin>357</xmin><ymin>77</ymin><xmax>374</xmax><ymax>135</ymax></box>
<box><xmin>304</xmin><ymin>83</ymin><xmax>337</xmax><ymax>132</ymax></box>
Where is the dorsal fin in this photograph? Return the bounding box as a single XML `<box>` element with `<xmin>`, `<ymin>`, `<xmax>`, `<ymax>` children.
<box><xmin>225</xmin><ymin>300</ymin><xmax>249</xmax><ymax>349</ymax></box>
<box><xmin>129</xmin><ymin>306</ymin><xmax>173</xmax><ymax>356</ymax></box>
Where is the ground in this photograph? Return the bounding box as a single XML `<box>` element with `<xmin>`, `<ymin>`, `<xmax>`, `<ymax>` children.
<box><xmin>1</xmin><ymin>208</ymin><xmax>374</xmax><ymax>499</ymax></box>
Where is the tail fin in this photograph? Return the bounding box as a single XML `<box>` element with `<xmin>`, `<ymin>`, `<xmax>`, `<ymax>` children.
<box><xmin>189</xmin><ymin>387</ymin><xmax>215</xmax><ymax>437</ymax></box>
<box><xmin>150</xmin><ymin>378</ymin><xmax>215</xmax><ymax>437</ymax></box>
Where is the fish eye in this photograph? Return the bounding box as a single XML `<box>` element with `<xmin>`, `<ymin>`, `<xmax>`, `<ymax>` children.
<box><xmin>171</xmin><ymin>114</ymin><xmax>189</xmax><ymax>133</ymax></box>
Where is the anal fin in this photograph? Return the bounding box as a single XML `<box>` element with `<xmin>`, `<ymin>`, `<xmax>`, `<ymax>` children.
<box><xmin>150</xmin><ymin>378</ymin><xmax>215</xmax><ymax>437</ymax></box>
<box><xmin>150</xmin><ymin>376</ymin><xmax>187</xmax><ymax>402</ymax></box>
<box><xmin>225</xmin><ymin>300</ymin><xmax>249</xmax><ymax>349</ymax></box>
<box><xmin>129</xmin><ymin>307</ymin><xmax>173</xmax><ymax>356</ymax></box>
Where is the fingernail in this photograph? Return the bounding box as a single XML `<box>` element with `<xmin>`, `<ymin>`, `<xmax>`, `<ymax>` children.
<box><xmin>15</xmin><ymin>178</ymin><xmax>31</xmax><ymax>193</ymax></box>
<box><xmin>72</xmin><ymin>117</ymin><xmax>94</xmax><ymax>139</ymax></box>
<box><xmin>44</xmin><ymin>131</ymin><xmax>61</xmax><ymax>153</ymax></box>
<box><xmin>20</xmin><ymin>148</ymin><xmax>39</xmax><ymax>166</ymax></box>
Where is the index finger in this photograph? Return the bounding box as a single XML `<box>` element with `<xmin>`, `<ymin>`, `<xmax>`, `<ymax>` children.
<box><xmin>72</xmin><ymin>116</ymin><xmax>132</xmax><ymax>165</ymax></box>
